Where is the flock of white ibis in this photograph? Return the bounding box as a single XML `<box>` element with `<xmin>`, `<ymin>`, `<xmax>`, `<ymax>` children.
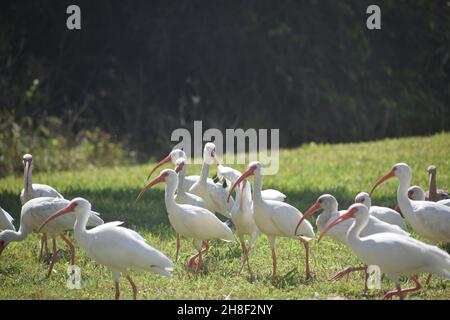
<box><xmin>0</xmin><ymin>147</ymin><xmax>449</xmax><ymax>300</ymax></box>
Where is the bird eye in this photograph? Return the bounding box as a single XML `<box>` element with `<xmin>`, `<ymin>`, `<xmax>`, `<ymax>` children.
<box><xmin>318</xmin><ymin>199</ymin><xmax>323</xmax><ymax>204</ymax></box>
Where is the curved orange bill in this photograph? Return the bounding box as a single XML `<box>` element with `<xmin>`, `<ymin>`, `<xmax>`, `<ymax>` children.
<box><xmin>136</xmin><ymin>175</ymin><xmax>165</xmax><ymax>203</ymax></box>
<box><xmin>146</xmin><ymin>154</ymin><xmax>172</xmax><ymax>181</ymax></box>
<box><xmin>227</xmin><ymin>167</ymin><xmax>254</xmax><ymax>202</ymax></box>
<box><xmin>295</xmin><ymin>202</ymin><xmax>320</xmax><ymax>236</ymax></box>
<box><xmin>318</xmin><ymin>207</ymin><xmax>356</xmax><ymax>243</ymax></box>
<box><xmin>369</xmin><ymin>169</ymin><xmax>395</xmax><ymax>196</ymax></box>
<box><xmin>38</xmin><ymin>202</ymin><xmax>77</xmax><ymax>232</ymax></box>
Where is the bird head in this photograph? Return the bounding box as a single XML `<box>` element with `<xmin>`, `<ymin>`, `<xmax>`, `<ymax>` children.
<box><xmin>318</xmin><ymin>203</ymin><xmax>368</xmax><ymax>243</ymax></box>
<box><xmin>354</xmin><ymin>192</ymin><xmax>371</xmax><ymax>208</ymax></box>
<box><xmin>146</xmin><ymin>149</ymin><xmax>186</xmax><ymax>181</ymax></box>
<box><xmin>136</xmin><ymin>169</ymin><xmax>177</xmax><ymax>203</ymax></box>
<box><xmin>227</xmin><ymin>161</ymin><xmax>261</xmax><ymax>202</ymax></box>
<box><xmin>295</xmin><ymin>194</ymin><xmax>337</xmax><ymax>236</ymax></box>
<box><xmin>370</xmin><ymin>163</ymin><xmax>411</xmax><ymax>196</ymax></box>
<box><xmin>203</xmin><ymin>143</ymin><xmax>219</xmax><ymax>165</ymax></box>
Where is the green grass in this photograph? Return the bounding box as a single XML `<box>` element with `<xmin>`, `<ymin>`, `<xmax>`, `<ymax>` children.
<box><xmin>0</xmin><ymin>132</ymin><xmax>449</xmax><ymax>300</ymax></box>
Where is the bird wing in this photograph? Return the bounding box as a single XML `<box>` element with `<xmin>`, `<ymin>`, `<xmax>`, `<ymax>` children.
<box><xmin>261</xmin><ymin>189</ymin><xmax>287</xmax><ymax>202</ymax></box>
<box><xmin>32</xmin><ymin>184</ymin><xmax>64</xmax><ymax>199</ymax></box>
<box><xmin>363</xmin><ymin>215</ymin><xmax>409</xmax><ymax>237</ymax></box>
<box><xmin>0</xmin><ymin>206</ymin><xmax>15</xmax><ymax>231</ymax></box>
<box><xmin>266</xmin><ymin>200</ymin><xmax>315</xmax><ymax>239</ymax></box>
<box><xmin>208</xmin><ymin>184</ymin><xmax>233</xmax><ymax>218</ymax></box>
<box><xmin>84</xmin><ymin>226</ymin><xmax>173</xmax><ymax>275</ymax></box>
<box><xmin>412</xmin><ymin>201</ymin><xmax>450</xmax><ymax>241</ymax></box>
<box><xmin>177</xmin><ymin>204</ymin><xmax>234</xmax><ymax>242</ymax></box>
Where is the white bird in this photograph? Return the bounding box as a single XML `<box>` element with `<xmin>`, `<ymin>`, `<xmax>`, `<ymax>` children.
<box><xmin>0</xmin><ymin>197</ymin><xmax>103</xmax><ymax>277</ymax></box>
<box><xmin>0</xmin><ymin>206</ymin><xmax>15</xmax><ymax>231</ymax></box>
<box><xmin>20</xmin><ymin>154</ymin><xmax>64</xmax><ymax>204</ymax></box>
<box><xmin>295</xmin><ymin>194</ymin><xmax>409</xmax><ymax>289</ymax></box>
<box><xmin>188</xmin><ymin>143</ymin><xmax>234</xmax><ymax>219</ymax></box>
<box><xmin>229</xmin><ymin>161</ymin><xmax>315</xmax><ymax>280</ymax></box>
<box><xmin>407</xmin><ymin>186</ymin><xmax>450</xmax><ymax>207</ymax></box>
<box><xmin>20</xmin><ymin>154</ymin><xmax>65</xmax><ymax>259</ymax></box>
<box><xmin>171</xmin><ymin>158</ymin><xmax>206</xmax><ymax>261</ymax></box>
<box><xmin>217</xmin><ymin>165</ymin><xmax>259</xmax><ymax>275</ymax></box>
<box><xmin>318</xmin><ymin>203</ymin><xmax>450</xmax><ymax>300</ymax></box>
<box><xmin>145</xmin><ymin>149</ymin><xmax>214</xmax><ymax>192</ymax></box>
<box><xmin>38</xmin><ymin>197</ymin><xmax>172</xmax><ymax>300</ymax></box>
<box><xmin>136</xmin><ymin>169</ymin><xmax>234</xmax><ymax>273</ymax></box>
<box><xmin>371</xmin><ymin>163</ymin><xmax>450</xmax><ymax>244</ymax></box>
<box><xmin>354</xmin><ymin>192</ymin><xmax>407</xmax><ymax>230</ymax></box>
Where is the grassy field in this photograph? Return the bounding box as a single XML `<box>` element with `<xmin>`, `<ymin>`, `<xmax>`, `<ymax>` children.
<box><xmin>0</xmin><ymin>132</ymin><xmax>449</xmax><ymax>300</ymax></box>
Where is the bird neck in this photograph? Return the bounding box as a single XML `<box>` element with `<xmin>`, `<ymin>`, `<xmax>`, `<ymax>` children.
<box><xmin>199</xmin><ymin>161</ymin><xmax>210</xmax><ymax>184</ymax></box>
<box><xmin>177</xmin><ymin>168</ymin><xmax>187</xmax><ymax>196</ymax></box>
<box><xmin>428</xmin><ymin>171</ymin><xmax>437</xmax><ymax>202</ymax></box>
<box><xmin>73</xmin><ymin>213</ymin><xmax>89</xmax><ymax>240</ymax></box>
<box><xmin>23</xmin><ymin>164</ymin><xmax>33</xmax><ymax>194</ymax></box>
<box><xmin>317</xmin><ymin>205</ymin><xmax>338</xmax><ymax>230</ymax></box>
<box><xmin>252</xmin><ymin>172</ymin><xmax>263</xmax><ymax>203</ymax></box>
<box><xmin>164</xmin><ymin>180</ymin><xmax>179</xmax><ymax>212</ymax></box>
<box><xmin>346</xmin><ymin>215</ymin><xmax>368</xmax><ymax>243</ymax></box>
<box><xmin>7</xmin><ymin>226</ymin><xmax>28</xmax><ymax>242</ymax></box>
<box><xmin>397</xmin><ymin>175</ymin><xmax>413</xmax><ymax>219</ymax></box>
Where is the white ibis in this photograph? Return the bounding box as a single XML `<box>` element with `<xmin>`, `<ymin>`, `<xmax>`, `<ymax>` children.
<box><xmin>145</xmin><ymin>149</ymin><xmax>213</xmax><ymax>192</ymax></box>
<box><xmin>371</xmin><ymin>163</ymin><xmax>450</xmax><ymax>244</ymax></box>
<box><xmin>408</xmin><ymin>186</ymin><xmax>450</xmax><ymax>207</ymax></box>
<box><xmin>136</xmin><ymin>169</ymin><xmax>234</xmax><ymax>273</ymax></box>
<box><xmin>188</xmin><ymin>143</ymin><xmax>233</xmax><ymax>219</ymax></box>
<box><xmin>229</xmin><ymin>161</ymin><xmax>315</xmax><ymax>280</ymax></box>
<box><xmin>172</xmin><ymin>158</ymin><xmax>206</xmax><ymax>261</ymax></box>
<box><xmin>20</xmin><ymin>154</ymin><xmax>64</xmax><ymax>204</ymax></box>
<box><xmin>217</xmin><ymin>165</ymin><xmax>259</xmax><ymax>275</ymax></box>
<box><xmin>0</xmin><ymin>206</ymin><xmax>15</xmax><ymax>231</ymax></box>
<box><xmin>354</xmin><ymin>192</ymin><xmax>407</xmax><ymax>230</ymax></box>
<box><xmin>294</xmin><ymin>194</ymin><xmax>409</xmax><ymax>290</ymax></box>
<box><xmin>20</xmin><ymin>153</ymin><xmax>65</xmax><ymax>259</ymax></box>
<box><xmin>426</xmin><ymin>165</ymin><xmax>449</xmax><ymax>202</ymax></box>
<box><xmin>38</xmin><ymin>198</ymin><xmax>173</xmax><ymax>300</ymax></box>
<box><xmin>0</xmin><ymin>197</ymin><xmax>103</xmax><ymax>277</ymax></box>
<box><xmin>318</xmin><ymin>203</ymin><xmax>450</xmax><ymax>300</ymax></box>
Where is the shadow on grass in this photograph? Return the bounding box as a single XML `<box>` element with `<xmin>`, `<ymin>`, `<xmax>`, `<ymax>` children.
<box><xmin>0</xmin><ymin>185</ymin><xmax>401</xmax><ymax>238</ymax></box>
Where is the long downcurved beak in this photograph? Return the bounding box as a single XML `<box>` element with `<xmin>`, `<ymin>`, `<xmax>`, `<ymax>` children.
<box><xmin>38</xmin><ymin>203</ymin><xmax>77</xmax><ymax>232</ymax></box>
<box><xmin>136</xmin><ymin>175</ymin><xmax>165</xmax><ymax>203</ymax></box>
<box><xmin>146</xmin><ymin>155</ymin><xmax>172</xmax><ymax>181</ymax></box>
<box><xmin>295</xmin><ymin>202</ymin><xmax>320</xmax><ymax>236</ymax></box>
<box><xmin>370</xmin><ymin>169</ymin><xmax>395</xmax><ymax>196</ymax></box>
<box><xmin>228</xmin><ymin>167</ymin><xmax>254</xmax><ymax>202</ymax></box>
<box><xmin>318</xmin><ymin>208</ymin><xmax>355</xmax><ymax>243</ymax></box>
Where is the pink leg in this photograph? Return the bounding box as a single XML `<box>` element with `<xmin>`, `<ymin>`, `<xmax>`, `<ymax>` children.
<box><xmin>187</xmin><ymin>242</ymin><xmax>209</xmax><ymax>273</ymax></box>
<box><xmin>300</xmin><ymin>239</ymin><xmax>315</xmax><ymax>280</ymax></box>
<box><xmin>271</xmin><ymin>248</ymin><xmax>277</xmax><ymax>281</ymax></box>
<box><xmin>115</xmin><ymin>282</ymin><xmax>120</xmax><ymax>300</ymax></box>
<box><xmin>383</xmin><ymin>276</ymin><xmax>422</xmax><ymax>300</ymax></box>
<box><xmin>331</xmin><ymin>266</ymin><xmax>367</xmax><ymax>284</ymax></box>
<box><xmin>196</xmin><ymin>247</ymin><xmax>203</xmax><ymax>272</ymax></box>
<box><xmin>60</xmin><ymin>234</ymin><xmax>76</xmax><ymax>266</ymax></box>
<box><xmin>47</xmin><ymin>238</ymin><xmax>58</xmax><ymax>278</ymax></box>
<box><xmin>237</xmin><ymin>241</ymin><xmax>252</xmax><ymax>276</ymax></box>
<box><xmin>126</xmin><ymin>275</ymin><xmax>138</xmax><ymax>300</ymax></box>
<box><xmin>39</xmin><ymin>233</ymin><xmax>48</xmax><ymax>260</ymax></box>
<box><xmin>426</xmin><ymin>273</ymin><xmax>432</xmax><ymax>285</ymax></box>
<box><xmin>175</xmin><ymin>233</ymin><xmax>181</xmax><ymax>262</ymax></box>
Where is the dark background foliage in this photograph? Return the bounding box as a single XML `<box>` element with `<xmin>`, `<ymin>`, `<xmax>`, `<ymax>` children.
<box><xmin>0</xmin><ymin>0</ymin><xmax>449</xmax><ymax>164</ymax></box>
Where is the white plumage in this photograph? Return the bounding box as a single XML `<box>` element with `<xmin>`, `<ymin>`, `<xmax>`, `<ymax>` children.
<box><xmin>355</xmin><ymin>192</ymin><xmax>407</xmax><ymax>230</ymax></box>
<box><xmin>0</xmin><ymin>206</ymin><xmax>15</xmax><ymax>231</ymax></box>
<box><xmin>229</xmin><ymin>161</ymin><xmax>315</xmax><ymax>280</ymax></box>
<box><xmin>38</xmin><ymin>198</ymin><xmax>172</xmax><ymax>300</ymax></box>
<box><xmin>371</xmin><ymin>163</ymin><xmax>450</xmax><ymax>243</ymax></box>
<box><xmin>319</xmin><ymin>203</ymin><xmax>450</xmax><ymax>300</ymax></box>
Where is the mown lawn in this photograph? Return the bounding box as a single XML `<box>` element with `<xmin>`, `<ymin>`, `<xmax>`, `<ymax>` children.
<box><xmin>0</xmin><ymin>132</ymin><xmax>449</xmax><ymax>300</ymax></box>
